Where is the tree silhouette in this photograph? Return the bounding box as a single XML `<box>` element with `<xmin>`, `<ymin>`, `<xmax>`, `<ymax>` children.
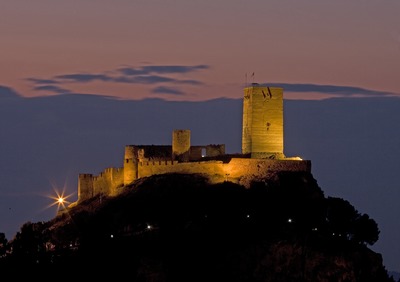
<box><xmin>0</xmin><ymin>233</ymin><xmax>7</xmax><ymax>258</ymax></box>
<box><xmin>353</xmin><ymin>214</ymin><xmax>379</xmax><ymax>246</ymax></box>
<box><xmin>325</xmin><ymin>197</ymin><xmax>379</xmax><ymax>245</ymax></box>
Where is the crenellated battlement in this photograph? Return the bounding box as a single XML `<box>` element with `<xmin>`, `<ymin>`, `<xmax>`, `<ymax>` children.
<box><xmin>139</xmin><ymin>160</ymin><xmax>179</xmax><ymax>166</ymax></box>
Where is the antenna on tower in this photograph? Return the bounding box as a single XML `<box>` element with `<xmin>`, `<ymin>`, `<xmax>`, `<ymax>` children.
<box><xmin>245</xmin><ymin>72</ymin><xmax>256</xmax><ymax>87</ymax></box>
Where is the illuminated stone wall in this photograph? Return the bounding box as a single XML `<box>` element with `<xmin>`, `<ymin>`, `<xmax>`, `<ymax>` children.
<box><xmin>242</xmin><ymin>85</ymin><xmax>284</xmax><ymax>158</ymax></box>
<box><xmin>224</xmin><ymin>158</ymin><xmax>311</xmax><ymax>188</ymax></box>
<box><xmin>92</xmin><ymin>167</ymin><xmax>124</xmax><ymax>197</ymax></box>
<box><xmin>77</xmin><ymin>156</ymin><xmax>311</xmax><ymax>203</ymax></box>
<box><xmin>190</xmin><ymin>144</ymin><xmax>225</xmax><ymax>159</ymax></box>
<box><xmin>138</xmin><ymin>160</ymin><xmax>226</xmax><ymax>183</ymax></box>
<box><xmin>137</xmin><ymin>158</ymin><xmax>310</xmax><ymax>188</ymax></box>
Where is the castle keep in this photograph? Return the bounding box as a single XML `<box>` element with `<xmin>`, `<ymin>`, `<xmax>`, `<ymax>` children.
<box><xmin>76</xmin><ymin>84</ymin><xmax>311</xmax><ymax>203</ymax></box>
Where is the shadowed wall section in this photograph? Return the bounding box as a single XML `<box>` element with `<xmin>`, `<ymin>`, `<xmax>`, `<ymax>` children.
<box><xmin>172</xmin><ymin>129</ymin><xmax>191</xmax><ymax>162</ymax></box>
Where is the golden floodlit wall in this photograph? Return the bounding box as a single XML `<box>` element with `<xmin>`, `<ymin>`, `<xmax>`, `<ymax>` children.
<box><xmin>78</xmin><ymin>168</ymin><xmax>124</xmax><ymax>203</ymax></box>
<box><xmin>92</xmin><ymin>167</ymin><xmax>124</xmax><ymax>197</ymax></box>
<box><xmin>138</xmin><ymin>160</ymin><xmax>226</xmax><ymax>183</ymax></box>
<box><xmin>77</xmin><ymin>157</ymin><xmax>311</xmax><ymax>203</ymax></box>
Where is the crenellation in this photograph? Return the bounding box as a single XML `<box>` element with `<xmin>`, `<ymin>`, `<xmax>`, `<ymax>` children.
<box><xmin>72</xmin><ymin>85</ymin><xmax>311</xmax><ymax>205</ymax></box>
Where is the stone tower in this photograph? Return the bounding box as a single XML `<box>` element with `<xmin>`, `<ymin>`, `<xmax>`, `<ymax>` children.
<box><xmin>172</xmin><ymin>129</ymin><xmax>191</xmax><ymax>162</ymax></box>
<box><xmin>78</xmin><ymin>173</ymin><xmax>93</xmax><ymax>203</ymax></box>
<box><xmin>124</xmin><ymin>145</ymin><xmax>138</xmax><ymax>185</ymax></box>
<box><xmin>242</xmin><ymin>84</ymin><xmax>284</xmax><ymax>159</ymax></box>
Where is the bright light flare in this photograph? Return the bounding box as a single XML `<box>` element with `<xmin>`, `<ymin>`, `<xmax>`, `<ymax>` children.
<box><xmin>46</xmin><ymin>188</ymin><xmax>74</xmax><ymax>213</ymax></box>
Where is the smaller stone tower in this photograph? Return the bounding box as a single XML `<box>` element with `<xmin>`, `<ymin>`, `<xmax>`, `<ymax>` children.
<box><xmin>78</xmin><ymin>173</ymin><xmax>94</xmax><ymax>203</ymax></box>
<box><xmin>172</xmin><ymin>129</ymin><xmax>191</xmax><ymax>162</ymax></box>
<box><xmin>124</xmin><ymin>145</ymin><xmax>138</xmax><ymax>185</ymax></box>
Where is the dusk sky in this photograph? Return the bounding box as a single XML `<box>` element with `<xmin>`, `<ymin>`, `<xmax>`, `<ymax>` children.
<box><xmin>2</xmin><ymin>1</ymin><xmax>400</xmax><ymax>101</ymax></box>
<box><xmin>1</xmin><ymin>0</ymin><xmax>400</xmax><ymax>274</ymax></box>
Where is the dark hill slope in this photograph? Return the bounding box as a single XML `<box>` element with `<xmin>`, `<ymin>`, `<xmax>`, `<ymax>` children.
<box><xmin>1</xmin><ymin>172</ymin><xmax>394</xmax><ymax>281</ymax></box>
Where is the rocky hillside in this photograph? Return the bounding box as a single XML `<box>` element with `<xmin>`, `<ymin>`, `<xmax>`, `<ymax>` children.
<box><xmin>0</xmin><ymin>172</ymin><xmax>395</xmax><ymax>281</ymax></box>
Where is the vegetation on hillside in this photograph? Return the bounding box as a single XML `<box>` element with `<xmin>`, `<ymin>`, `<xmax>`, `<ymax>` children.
<box><xmin>0</xmin><ymin>172</ymin><xmax>396</xmax><ymax>281</ymax></box>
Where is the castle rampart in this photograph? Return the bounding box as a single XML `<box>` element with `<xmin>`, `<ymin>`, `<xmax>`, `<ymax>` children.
<box><xmin>138</xmin><ymin>160</ymin><xmax>226</xmax><ymax>183</ymax></box>
<box><xmin>92</xmin><ymin>167</ymin><xmax>124</xmax><ymax>197</ymax></box>
<box><xmin>224</xmin><ymin>158</ymin><xmax>311</xmax><ymax>188</ymax></box>
<box><xmin>78</xmin><ymin>167</ymin><xmax>124</xmax><ymax>203</ymax></box>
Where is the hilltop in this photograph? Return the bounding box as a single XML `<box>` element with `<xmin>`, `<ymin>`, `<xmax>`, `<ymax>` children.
<box><xmin>0</xmin><ymin>172</ymin><xmax>395</xmax><ymax>281</ymax></box>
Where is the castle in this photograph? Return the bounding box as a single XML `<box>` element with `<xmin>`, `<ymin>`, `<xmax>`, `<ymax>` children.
<box><xmin>74</xmin><ymin>84</ymin><xmax>311</xmax><ymax>204</ymax></box>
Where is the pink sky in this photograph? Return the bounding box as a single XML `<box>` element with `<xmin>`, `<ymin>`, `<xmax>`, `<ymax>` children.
<box><xmin>1</xmin><ymin>0</ymin><xmax>399</xmax><ymax>101</ymax></box>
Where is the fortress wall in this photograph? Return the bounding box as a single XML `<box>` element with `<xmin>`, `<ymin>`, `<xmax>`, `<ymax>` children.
<box><xmin>78</xmin><ymin>158</ymin><xmax>311</xmax><ymax>203</ymax></box>
<box><xmin>138</xmin><ymin>158</ymin><xmax>310</xmax><ymax>188</ymax></box>
<box><xmin>224</xmin><ymin>158</ymin><xmax>311</xmax><ymax>188</ymax></box>
<box><xmin>189</xmin><ymin>146</ymin><xmax>203</xmax><ymax>159</ymax></box>
<box><xmin>110</xmin><ymin>167</ymin><xmax>124</xmax><ymax>196</ymax></box>
<box><xmin>93</xmin><ymin>167</ymin><xmax>124</xmax><ymax>197</ymax></box>
<box><xmin>190</xmin><ymin>145</ymin><xmax>226</xmax><ymax>160</ymax></box>
<box><xmin>206</xmin><ymin>144</ymin><xmax>225</xmax><ymax>157</ymax></box>
<box><xmin>138</xmin><ymin>160</ymin><xmax>226</xmax><ymax>183</ymax></box>
<box><xmin>78</xmin><ymin>174</ymin><xmax>94</xmax><ymax>203</ymax></box>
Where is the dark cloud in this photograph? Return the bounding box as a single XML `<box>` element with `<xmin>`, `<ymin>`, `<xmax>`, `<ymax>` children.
<box><xmin>118</xmin><ymin>68</ymin><xmax>147</xmax><ymax>76</ymax></box>
<box><xmin>114</xmin><ymin>76</ymin><xmax>203</xmax><ymax>85</ymax></box>
<box><xmin>33</xmin><ymin>85</ymin><xmax>71</xmax><ymax>94</ymax></box>
<box><xmin>179</xmin><ymin>79</ymin><xmax>203</xmax><ymax>85</ymax></box>
<box><xmin>118</xmin><ymin>65</ymin><xmax>209</xmax><ymax>76</ymax></box>
<box><xmin>26</xmin><ymin>78</ymin><xmax>59</xmax><ymax>85</ymax></box>
<box><xmin>151</xmin><ymin>86</ymin><xmax>185</xmax><ymax>95</ymax></box>
<box><xmin>26</xmin><ymin>64</ymin><xmax>209</xmax><ymax>94</ymax></box>
<box><xmin>263</xmin><ymin>83</ymin><xmax>396</xmax><ymax>97</ymax></box>
<box><xmin>55</xmin><ymin>74</ymin><xmax>112</xmax><ymax>82</ymax></box>
<box><xmin>114</xmin><ymin>75</ymin><xmax>176</xmax><ymax>84</ymax></box>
